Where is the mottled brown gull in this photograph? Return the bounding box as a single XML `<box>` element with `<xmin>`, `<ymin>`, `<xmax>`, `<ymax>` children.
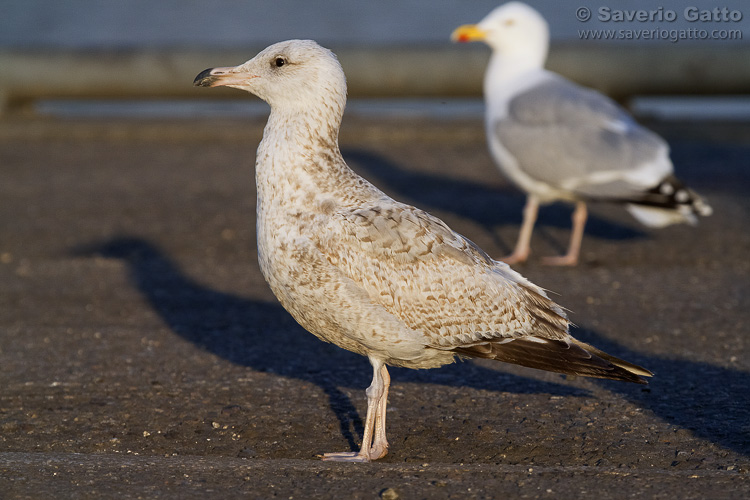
<box><xmin>194</xmin><ymin>39</ymin><xmax>651</xmax><ymax>462</ymax></box>
<box><xmin>453</xmin><ymin>2</ymin><xmax>712</xmax><ymax>266</ymax></box>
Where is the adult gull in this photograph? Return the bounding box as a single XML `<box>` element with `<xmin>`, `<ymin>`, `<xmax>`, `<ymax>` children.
<box><xmin>194</xmin><ymin>39</ymin><xmax>651</xmax><ymax>462</ymax></box>
<box><xmin>453</xmin><ymin>2</ymin><xmax>712</xmax><ymax>266</ymax></box>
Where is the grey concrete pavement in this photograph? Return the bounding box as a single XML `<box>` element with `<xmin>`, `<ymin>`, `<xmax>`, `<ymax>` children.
<box><xmin>0</xmin><ymin>115</ymin><xmax>748</xmax><ymax>498</ymax></box>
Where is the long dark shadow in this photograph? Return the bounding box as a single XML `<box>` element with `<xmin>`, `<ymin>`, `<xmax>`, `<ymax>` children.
<box><xmin>575</xmin><ymin>327</ymin><xmax>750</xmax><ymax>458</ymax></box>
<box><xmin>78</xmin><ymin>237</ymin><xmax>587</xmax><ymax>448</ymax></box>
<box><xmin>77</xmin><ymin>237</ymin><xmax>749</xmax><ymax>457</ymax></box>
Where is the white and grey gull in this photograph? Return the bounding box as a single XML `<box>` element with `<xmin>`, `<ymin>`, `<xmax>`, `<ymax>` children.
<box><xmin>194</xmin><ymin>39</ymin><xmax>651</xmax><ymax>462</ymax></box>
<box><xmin>453</xmin><ymin>2</ymin><xmax>712</xmax><ymax>266</ymax></box>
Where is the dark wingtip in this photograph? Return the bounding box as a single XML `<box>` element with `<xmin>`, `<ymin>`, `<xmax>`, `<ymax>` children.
<box><xmin>193</xmin><ymin>68</ymin><xmax>217</xmax><ymax>87</ymax></box>
<box><xmin>454</xmin><ymin>338</ymin><xmax>653</xmax><ymax>385</ymax></box>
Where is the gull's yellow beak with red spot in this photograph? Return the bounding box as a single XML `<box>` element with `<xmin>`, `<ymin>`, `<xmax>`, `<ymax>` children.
<box><xmin>451</xmin><ymin>24</ymin><xmax>487</xmax><ymax>43</ymax></box>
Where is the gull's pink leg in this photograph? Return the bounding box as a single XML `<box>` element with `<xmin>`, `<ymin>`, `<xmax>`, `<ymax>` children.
<box><xmin>322</xmin><ymin>358</ymin><xmax>387</xmax><ymax>462</ymax></box>
<box><xmin>502</xmin><ymin>195</ymin><xmax>539</xmax><ymax>265</ymax></box>
<box><xmin>369</xmin><ymin>365</ymin><xmax>390</xmax><ymax>460</ymax></box>
<box><xmin>543</xmin><ymin>201</ymin><xmax>587</xmax><ymax>266</ymax></box>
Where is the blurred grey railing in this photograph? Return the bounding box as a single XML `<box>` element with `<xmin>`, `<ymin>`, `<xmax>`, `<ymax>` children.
<box><xmin>1</xmin><ymin>44</ymin><xmax>748</xmax><ymax>113</ymax></box>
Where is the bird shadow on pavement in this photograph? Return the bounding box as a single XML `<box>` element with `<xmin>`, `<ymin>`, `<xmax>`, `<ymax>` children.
<box><xmin>574</xmin><ymin>327</ymin><xmax>750</xmax><ymax>458</ymax></box>
<box><xmin>78</xmin><ymin>237</ymin><xmax>589</xmax><ymax>452</ymax></box>
<box><xmin>342</xmin><ymin>148</ymin><xmax>646</xmax><ymax>254</ymax></box>
<box><xmin>76</xmin><ymin>238</ymin><xmax>750</xmax><ymax>458</ymax></box>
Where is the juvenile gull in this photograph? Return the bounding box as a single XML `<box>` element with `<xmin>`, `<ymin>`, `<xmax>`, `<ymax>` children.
<box><xmin>453</xmin><ymin>2</ymin><xmax>712</xmax><ymax>266</ymax></box>
<box><xmin>194</xmin><ymin>39</ymin><xmax>652</xmax><ymax>462</ymax></box>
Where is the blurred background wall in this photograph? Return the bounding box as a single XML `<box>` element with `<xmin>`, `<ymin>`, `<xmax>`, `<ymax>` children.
<box><xmin>2</xmin><ymin>0</ymin><xmax>747</xmax><ymax>47</ymax></box>
<box><xmin>0</xmin><ymin>0</ymin><xmax>748</xmax><ymax>114</ymax></box>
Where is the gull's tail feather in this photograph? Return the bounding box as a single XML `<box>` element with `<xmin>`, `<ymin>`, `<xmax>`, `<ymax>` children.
<box><xmin>569</xmin><ymin>338</ymin><xmax>653</xmax><ymax>378</ymax></box>
<box><xmin>625</xmin><ymin>174</ymin><xmax>712</xmax><ymax>228</ymax></box>
<box><xmin>453</xmin><ymin>337</ymin><xmax>652</xmax><ymax>384</ymax></box>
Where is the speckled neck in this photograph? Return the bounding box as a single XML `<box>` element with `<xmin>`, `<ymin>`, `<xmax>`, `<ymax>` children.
<box><xmin>257</xmin><ymin>106</ymin><xmax>347</xmax><ymax>181</ymax></box>
<box><xmin>253</xmin><ymin>100</ymin><xmax>374</xmax><ymax>228</ymax></box>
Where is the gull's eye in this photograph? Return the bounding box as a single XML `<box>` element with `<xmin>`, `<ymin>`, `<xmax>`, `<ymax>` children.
<box><xmin>273</xmin><ymin>57</ymin><xmax>286</xmax><ymax>68</ymax></box>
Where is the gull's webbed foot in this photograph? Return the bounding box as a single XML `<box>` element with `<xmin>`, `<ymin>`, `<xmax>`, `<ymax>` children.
<box><xmin>541</xmin><ymin>253</ymin><xmax>579</xmax><ymax>266</ymax></box>
<box><xmin>321</xmin><ymin>451</ymin><xmax>371</xmax><ymax>462</ymax></box>
<box><xmin>501</xmin><ymin>251</ymin><xmax>529</xmax><ymax>265</ymax></box>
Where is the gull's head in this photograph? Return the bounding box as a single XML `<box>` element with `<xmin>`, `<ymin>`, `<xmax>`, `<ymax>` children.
<box><xmin>194</xmin><ymin>39</ymin><xmax>347</xmax><ymax>114</ymax></box>
<box><xmin>451</xmin><ymin>2</ymin><xmax>549</xmax><ymax>63</ymax></box>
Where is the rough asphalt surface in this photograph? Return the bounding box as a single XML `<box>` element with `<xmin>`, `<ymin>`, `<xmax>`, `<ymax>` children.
<box><xmin>1</xmin><ymin>115</ymin><xmax>748</xmax><ymax>498</ymax></box>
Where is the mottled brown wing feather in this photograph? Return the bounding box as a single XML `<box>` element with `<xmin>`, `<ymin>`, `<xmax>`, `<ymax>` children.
<box><xmin>322</xmin><ymin>199</ymin><xmax>651</xmax><ymax>383</ymax></box>
<box><xmin>322</xmin><ymin>200</ymin><xmax>571</xmax><ymax>347</ymax></box>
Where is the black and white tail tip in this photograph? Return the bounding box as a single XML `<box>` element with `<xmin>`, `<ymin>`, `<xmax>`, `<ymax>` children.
<box><xmin>627</xmin><ymin>175</ymin><xmax>712</xmax><ymax>228</ymax></box>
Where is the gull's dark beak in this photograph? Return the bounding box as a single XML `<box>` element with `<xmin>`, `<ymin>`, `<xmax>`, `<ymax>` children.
<box><xmin>193</xmin><ymin>68</ymin><xmax>219</xmax><ymax>87</ymax></box>
<box><xmin>193</xmin><ymin>66</ymin><xmax>253</xmax><ymax>88</ymax></box>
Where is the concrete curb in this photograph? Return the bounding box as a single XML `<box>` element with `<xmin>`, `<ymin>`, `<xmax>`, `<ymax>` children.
<box><xmin>1</xmin><ymin>44</ymin><xmax>748</xmax><ymax>112</ymax></box>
